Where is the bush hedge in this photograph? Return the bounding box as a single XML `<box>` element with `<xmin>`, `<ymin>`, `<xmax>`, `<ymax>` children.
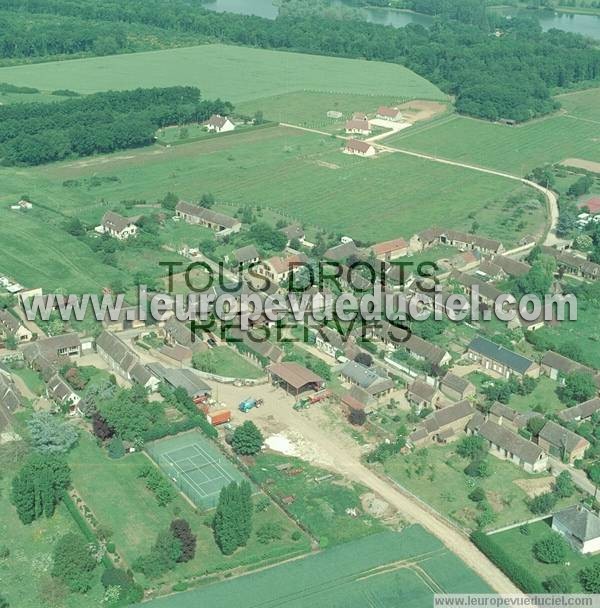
<box><xmin>471</xmin><ymin>531</ymin><xmax>544</xmax><ymax>593</ymax></box>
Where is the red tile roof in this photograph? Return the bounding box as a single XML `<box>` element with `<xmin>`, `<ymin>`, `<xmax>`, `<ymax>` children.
<box><xmin>581</xmin><ymin>197</ymin><xmax>600</xmax><ymax>215</ymax></box>
<box><xmin>371</xmin><ymin>238</ymin><xmax>408</xmax><ymax>256</ymax></box>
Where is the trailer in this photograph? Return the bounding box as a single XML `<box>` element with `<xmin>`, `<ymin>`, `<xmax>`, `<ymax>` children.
<box><xmin>207</xmin><ymin>409</ymin><xmax>232</xmax><ymax>426</ymax></box>
<box><xmin>309</xmin><ymin>389</ymin><xmax>332</xmax><ymax>405</ymax></box>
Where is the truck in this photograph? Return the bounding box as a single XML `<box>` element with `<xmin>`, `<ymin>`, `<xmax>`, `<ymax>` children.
<box><xmin>207</xmin><ymin>409</ymin><xmax>232</xmax><ymax>426</ymax></box>
<box><xmin>238</xmin><ymin>397</ymin><xmax>263</xmax><ymax>413</ymax></box>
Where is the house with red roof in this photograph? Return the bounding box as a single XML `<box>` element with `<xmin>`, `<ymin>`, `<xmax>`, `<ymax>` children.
<box><xmin>370</xmin><ymin>238</ymin><xmax>409</xmax><ymax>261</ymax></box>
<box><xmin>343</xmin><ymin>139</ymin><xmax>376</xmax><ymax>157</ymax></box>
<box><xmin>581</xmin><ymin>197</ymin><xmax>600</xmax><ymax>215</ymax></box>
<box><xmin>376</xmin><ymin>106</ymin><xmax>403</xmax><ymax>121</ymax></box>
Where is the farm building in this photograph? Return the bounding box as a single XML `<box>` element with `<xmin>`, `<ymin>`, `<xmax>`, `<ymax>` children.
<box><xmin>279</xmin><ymin>224</ymin><xmax>306</xmax><ymax>247</ymax></box>
<box><xmin>96</xmin><ymin>331</ymin><xmax>159</xmax><ymax>391</ymax></box>
<box><xmin>226</xmin><ymin>326</ymin><xmax>284</xmax><ymax>365</ymax></box>
<box><xmin>339</xmin><ymin>361</ymin><xmax>394</xmax><ymax>399</ymax></box>
<box><xmin>370</xmin><ymin>238</ymin><xmax>409</xmax><ymax>261</ymax></box>
<box><xmin>541</xmin><ymin>246</ymin><xmax>600</xmax><ymax>281</ymax></box>
<box><xmin>324</xmin><ymin>240</ymin><xmax>360</xmax><ymax>262</ymax></box>
<box><xmin>538</xmin><ymin>420</ymin><xmax>589</xmax><ymax>464</ymax></box>
<box><xmin>343</xmin><ymin>139</ymin><xmax>376</xmax><ymax>157</ymax></box>
<box><xmin>559</xmin><ymin>398</ymin><xmax>600</xmax><ymax>423</ymax></box>
<box><xmin>440</xmin><ymin>372</ymin><xmax>475</xmax><ymax>402</ymax></box>
<box><xmin>205</xmin><ymin>114</ymin><xmax>235</xmax><ymax>133</ymax></box>
<box><xmin>345</xmin><ymin>118</ymin><xmax>371</xmax><ymax>135</ymax></box>
<box><xmin>467</xmin><ymin>417</ymin><xmax>547</xmax><ymax>473</ymax></box>
<box><xmin>490</xmin><ymin>254</ymin><xmax>531</xmax><ymax>278</ymax></box>
<box><xmin>233</xmin><ymin>245</ymin><xmax>260</xmax><ymax>266</ymax></box>
<box><xmin>406</xmin><ymin>379</ymin><xmax>439</xmax><ymax>411</ymax></box>
<box><xmin>98</xmin><ymin>211</ymin><xmax>138</xmax><ymax>240</ymax></box>
<box><xmin>267</xmin><ymin>362</ymin><xmax>325</xmax><ymax>396</ymax></box>
<box><xmin>0</xmin><ymin>364</ymin><xmax>23</xmax><ymax>426</ymax></box>
<box><xmin>0</xmin><ymin>308</ymin><xmax>32</xmax><ymax>343</ymax></box>
<box><xmin>466</xmin><ymin>336</ymin><xmax>539</xmax><ymax>379</ymax></box>
<box><xmin>408</xmin><ymin>400</ymin><xmax>474</xmax><ymax>447</ymax></box>
<box><xmin>146</xmin><ymin>362</ymin><xmax>211</xmax><ymax>400</ymax></box>
<box><xmin>376</xmin><ymin>106</ymin><xmax>403</xmax><ymax>121</ymax></box>
<box><xmin>487</xmin><ymin>402</ymin><xmax>535</xmax><ymax>433</ymax></box>
<box><xmin>540</xmin><ymin>351</ymin><xmax>599</xmax><ymax>389</ymax></box>
<box><xmin>413</xmin><ymin>228</ymin><xmax>504</xmax><ymax>255</ymax></box>
<box><xmin>552</xmin><ymin>505</ymin><xmax>600</xmax><ymax>554</ymax></box>
<box><xmin>450</xmin><ymin>271</ymin><xmax>504</xmax><ymax>307</ymax></box>
<box><xmin>175</xmin><ymin>201</ymin><xmax>242</xmax><ymax>234</ymax></box>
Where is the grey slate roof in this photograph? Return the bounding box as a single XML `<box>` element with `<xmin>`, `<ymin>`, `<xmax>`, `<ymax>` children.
<box><xmin>146</xmin><ymin>363</ymin><xmax>211</xmax><ymax>397</ymax></box>
<box><xmin>47</xmin><ymin>374</ymin><xmax>76</xmax><ymax>402</ymax></box>
<box><xmin>176</xmin><ymin>201</ymin><xmax>240</xmax><ymax>230</ymax></box>
<box><xmin>559</xmin><ymin>398</ymin><xmax>600</xmax><ymax>423</ymax></box>
<box><xmin>340</xmin><ymin>360</ymin><xmax>393</xmax><ymax>394</ymax></box>
<box><xmin>408</xmin><ymin>379</ymin><xmax>437</xmax><ymax>403</ymax></box>
<box><xmin>475</xmin><ymin>419</ymin><xmax>545</xmax><ymax>465</ymax></box>
<box><xmin>0</xmin><ymin>308</ymin><xmax>21</xmax><ymax>334</ymax></box>
<box><xmin>554</xmin><ymin>506</ymin><xmax>600</xmax><ymax>543</ymax></box>
<box><xmin>468</xmin><ymin>336</ymin><xmax>534</xmax><ymax>375</ymax></box>
<box><xmin>491</xmin><ymin>254</ymin><xmax>531</xmax><ymax>277</ymax></box>
<box><xmin>102</xmin><ymin>211</ymin><xmax>134</xmax><ymax>233</ymax></box>
<box><xmin>490</xmin><ymin>401</ymin><xmax>519</xmax><ymax>422</ymax></box>
<box><xmin>324</xmin><ymin>241</ymin><xmax>360</xmax><ymax>262</ymax></box>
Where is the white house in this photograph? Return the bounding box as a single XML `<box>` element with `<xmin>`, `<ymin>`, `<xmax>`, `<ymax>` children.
<box><xmin>344</xmin><ymin>118</ymin><xmax>371</xmax><ymax>136</ymax></box>
<box><xmin>97</xmin><ymin>211</ymin><xmax>138</xmax><ymax>240</ymax></box>
<box><xmin>206</xmin><ymin>114</ymin><xmax>235</xmax><ymax>133</ymax></box>
<box><xmin>552</xmin><ymin>506</ymin><xmax>600</xmax><ymax>554</ymax></box>
<box><xmin>343</xmin><ymin>139</ymin><xmax>376</xmax><ymax>157</ymax></box>
<box><xmin>376</xmin><ymin>106</ymin><xmax>403</xmax><ymax>121</ymax></box>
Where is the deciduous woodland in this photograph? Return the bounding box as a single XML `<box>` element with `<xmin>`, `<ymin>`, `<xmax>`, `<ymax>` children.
<box><xmin>0</xmin><ymin>86</ymin><xmax>233</xmax><ymax>165</ymax></box>
<box><xmin>1</xmin><ymin>0</ymin><xmax>600</xmax><ymax>121</ymax></box>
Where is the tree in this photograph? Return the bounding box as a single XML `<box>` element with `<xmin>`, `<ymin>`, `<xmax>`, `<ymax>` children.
<box><xmin>107</xmin><ymin>436</ymin><xmax>125</xmax><ymax>459</ymax></box>
<box><xmin>544</xmin><ymin>572</ymin><xmax>572</xmax><ymax>593</ymax></box>
<box><xmin>456</xmin><ymin>435</ymin><xmax>487</xmax><ymax>460</ymax></box>
<box><xmin>256</xmin><ymin>522</ymin><xmax>283</xmax><ymax>544</ymax></box>
<box><xmin>580</xmin><ymin>562</ymin><xmax>600</xmax><ymax>593</ymax></box>
<box><xmin>64</xmin><ymin>217</ymin><xmax>86</xmax><ymax>237</ymax></box>
<box><xmin>464</xmin><ymin>457</ymin><xmax>491</xmax><ymax>478</ymax></box>
<box><xmin>51</xmin><ymin>533</ymin><xmax>96</xmax><ymax>593</ymax></box>
<box><xmin>348</xmin><ymin>408</ymin><xmax>366</xmax><ymax>426</ymax></box>
<box><xmin>0</xmin><ymin>596</ymin><xmax>8</xmax><ymax>608</ymax></box>
<box><xmin>526</xmin><ymin>416</ymin><xmax>546</xmax><ymax>438</ymax></box>
<box><xmin>529</xmin><ymin>491</ymin><xmax>558</xmax><ymax>515</ymax></box>
<box><xmin>27</xmin><ymin>413</ymin><xmax>78</xmax><ymax>455</ymax></box>
<box><xmin>101</xmin><ymin>568</ymin><xmax>143</xmax><ymax>605</ymax></box>
<box><xmin>553</xmin><ymin>470</ymin><xmax>575</xmax><ymax>498</ymax></box>
<box><xmin>92</xmin><ymin>411</ymin><xmax>114</xmax><ymax>441</ymax></box>
<box><xmin>11</xmin><ymin>454</ymin><xmax>71</xmax><ymax>524</ymax></box>
<box><xmin>533</xmin><ymin>533</ymin><xmax>568</xmax><ymax>564</ymax></box>
<box><xmin>354</xmin><ymin>352</ymin><xmax>372</xmax><ymax>367</ymax></box>
<box><xmin>4</xmin><ymin>335</ymin><xmax>17</xmax><ymax>350</ymax></box>
<box><xmin>558</xmin><ymin>371</ymin><xmax>597</xmax><ymax>407</ymax></box>
<box><xmin>468</xmin><ymin>487</ymin><xmax>486</xmax><ymax>503</ymax></box>
<box><xmin>213</xmin><ymin>481</ymin><xmax>253</xmax><ymax>555</ymax></box>
<box><xmin>170</xmin><ymin>519</ymin><xmax>197</xmax><ymax>563</ymax></box>
<box><xmin>133</xmin><ymin>529</ymin><xmax>182</xmax><ymax>578</ymax></box>
<box><xmin>231</xmin><ymin>421</ymin><xmax>263</xmax><ymax>456</ymax></box>
<box><xmin>200</xmin><ymin>192</ymin><xmax>215</xmax><ymax>208</ymax></box>
<box><xmin>587</xmin><ymin>464</ymin><xmax>600</xmax><ymax>500</ymax></box>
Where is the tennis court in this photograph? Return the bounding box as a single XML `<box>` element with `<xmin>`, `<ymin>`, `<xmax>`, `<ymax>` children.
<box><xmin>146</xmin><ymin>431</ymin><xmax>249</xmax><ymax>509</ymax></box>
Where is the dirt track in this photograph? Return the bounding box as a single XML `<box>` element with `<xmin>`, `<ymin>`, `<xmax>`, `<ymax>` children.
<box><xmin>207</xmin><ymin>379</ymin><xmax>520</xmax><ymax>594</ymax></box>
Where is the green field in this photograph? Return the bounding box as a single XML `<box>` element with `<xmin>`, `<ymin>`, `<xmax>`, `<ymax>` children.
<box><xmin>388</xmin><ymin>88</ymin><xmax>600</xmax><ymax>174</ymax></box>
<box><xmin>383</xmin><ymin>444</ymin><xmax>580</xmax><ymax>532</ymax></box>
<box><xmin>508</xmin><ymin>376</ymin><xmax>565</xmax><ymax>415</ymax></box>
<box><xmin>68</xmin><ymin>435</ymin><xmax>309</xmax><ymax>589</ymax></box>
<box><xmin>140</xmin><ymin>525</ymin><xmax>491</xmax><ymax>608</ymax></box>
<box><xmin>490</xmin><ymin>519</ymin><xmax>599</xmax><ymax>591</ymax></box>
<box><xmin>0</xmin><ymin>43</ymin><xmax>446</xmax><ymax>104</ymax></box>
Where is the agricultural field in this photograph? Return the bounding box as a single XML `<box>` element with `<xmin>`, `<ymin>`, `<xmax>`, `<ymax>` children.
<box><xmin>249</xmin><ymin>452</ymin><xmax>387</xmax><ymax>547</ymax></box>
<box><xmin>0</xmin><ymin>43</ymin><xmax>447</xmax><ymax>105</ymax></box>
<box><xmin>490</xmin><ymin>519</ymin><xmax>600</xmax><ymax>591</ymax></box>
<box><xmin>383</xmin><ymin>444</ymin><xmax>581</xmax><ymax>532</ymax></box>
<box><xmin>142</xmin><ymin>525</ymin><xmax>491</xmax><ymax>608</ymax></box>
<box><xmin>388</xmin><ymin>88</ymin><xmax>600</xmax><ymax>174</ymax></box>
<box><xmin>0</xmin><ymin>445</ymin><xmax>103</xmax><ymax>608</ymax></box>
<box><xmin>68</xmin><ymin>435</ymin><xmax>310</xmax><ymax>591</ymax></box>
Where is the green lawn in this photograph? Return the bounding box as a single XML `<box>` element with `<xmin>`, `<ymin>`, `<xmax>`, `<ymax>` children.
<box><xmin>490</xmin><ymin>519</ymin><xmax>600</xmax><ymax>591</ymax></box>
<box><xmin>68</xmin><ymin>435</ymin><xmax>310</xmax><ymax>591</ymax></box>
<box><xmin>140</xmin><ymin>526</ymin><xmax>491</xmax><ymax>608</ymax></box>
<box><xmin>388</xmin><ymin>88</ymin><xmax>600</xmax><ymax>174</ymax></box>
<box><xmin>206</xmin><ymin>346</ymin><xmax>264</xmax><ymax>379</ymax></box>
<box><xmin>249</xmin><ymin>452</ymin><xmax>386</xmax><ymax>547</ymax></box>
<box><xmin>0</xmin><ymin>43</ymin><xmax>446</xmax><ymax>103</ymax></box>
<box><xmin>383</xmin><ymin>444</ymin><xmax>581</xmax><ymax>532</ymax></box>
<box><xmin>508</xmin><ymin>376</ymin><xmax>565</xmax><ymax>415</ymax></box>
<box><xmin>9</xmin><ymin>365</ymin><xmax>46</xmax><ymax>396</ymax></box>
<box><xmin>0</xmin><ymin>446</ymin><xmax>103</xmax><ymax>608</ymax></box>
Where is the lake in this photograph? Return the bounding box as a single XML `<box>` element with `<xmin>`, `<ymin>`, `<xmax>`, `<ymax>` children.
<box><xmin>202</xmin><ymin>0</ymin><xmax>600</xmax><ymax>40</ymax></box>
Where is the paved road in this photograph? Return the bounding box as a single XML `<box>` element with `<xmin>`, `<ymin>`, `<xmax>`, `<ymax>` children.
<box><xmin>280</xmin><ymin>122</ymin><xmax>561</xmax><ymax>247</ymax></box>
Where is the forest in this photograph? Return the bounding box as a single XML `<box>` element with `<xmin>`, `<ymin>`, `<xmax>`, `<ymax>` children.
<box><xmin>1</xmin><ymin>0</ymin><xmax>599</xmax><ymax>121</ymax></box>
<box><xmin>0</xmin><ymin>86</ymin><xmax>233</xmax><ymax>165</ymax></box>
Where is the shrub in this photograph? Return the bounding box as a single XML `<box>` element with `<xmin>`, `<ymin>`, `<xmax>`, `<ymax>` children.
<box><xmin>107</xmin><ymin>436</ymin><xmax>125</xmax><ymax>459</ymax></box>
<box><xmin>471</xmin><ymin>532</ymin><xmax>544</xmax><ymax>593</ymax></box>
<box><xmin>533</xmin><ymin>533</ymin><xmax>568</xmax><ymax>564</ymax></box>
<box><xmin>580</xmin><ymin>562</ymin><xmax>600</xmax><ymax>593</ymax></box>
<box><xmin>256</xmin><ymin>522</ymin><xmax>283</xmax><ymax>545</ymax></box>
<box><xmin>553</xmin><ymin>471</ymin><xmax>575</xmax><ymax>498</ymax></box>
<box><xmin>529</xmin><ymin>491</ymin><xmax>558</xmax><ymax>515</ymax></box>
<box><xmin>172</xmin><ymin>582</ymin><xmax>189</xmax><ymax>592</ymax></box>
<box><xmin>544</xmin><ymin>572</ymin><xmax>572</xmax><ymax>593</ymax></box>
<box><xmin>468</xmin><ymin>487</ymin><xmax>486</xmax><ymax>503</ymax></box>
<box><xmin>291</xmin><ymin>530</ymin><xmax>302</xmax><ymax>541</ymax></box>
